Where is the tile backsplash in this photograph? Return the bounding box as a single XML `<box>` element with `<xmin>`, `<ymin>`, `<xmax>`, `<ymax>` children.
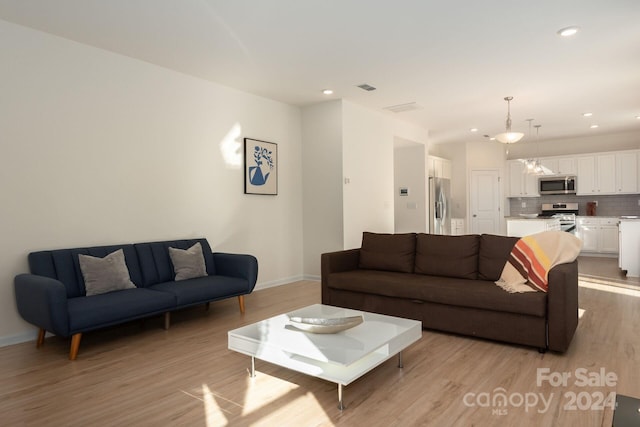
<box><xmin>509</xmin><ymin>194</ymin><xmax>640</xmax><ymax>217</ymax></box>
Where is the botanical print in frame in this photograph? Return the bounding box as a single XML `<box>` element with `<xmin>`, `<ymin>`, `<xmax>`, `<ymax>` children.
<box><xmin>244</xmin><ymin>138</ymin><xmax>278</xmax><ymax>195</ymax></box>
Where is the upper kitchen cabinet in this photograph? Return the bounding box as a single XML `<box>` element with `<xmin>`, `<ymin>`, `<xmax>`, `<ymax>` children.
<box><xmin>577</xmin><ymin>154</ymin><xmax>615</xmax><ymax>195</ymax></box>
<box><xmin>429</xmin><ymin>156</ymin><xmax>452</xmax><ymax>179</ymax></box>
<box><xmin>540</xmin><ymin>157</ymin><xmax>576</xmax><ymax>175</ymax></box>
<box><xmin>616</xmin><ymin>151</ymin><xmax>638</xmax><ymax>194</ymax></box>
<box><xmin>577</xmin><ymin>151</ymin><xmax>638</xmax><ymax>195</ymax></box>
<box><xmin>508</xmin><ymin>160</ymin><xmax>539</xmax><ymax>197</ymax></box>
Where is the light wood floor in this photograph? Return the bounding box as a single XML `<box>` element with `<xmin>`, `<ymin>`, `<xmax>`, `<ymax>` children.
<box><xmin>578</xmin><ymin>255</ymin><xmax>640</xmax><ymax>287</ymax></box>
<box><xmin>1</xmin><ymin>272</ymin><xmax>639</xmax><ymax>426</ymax></box>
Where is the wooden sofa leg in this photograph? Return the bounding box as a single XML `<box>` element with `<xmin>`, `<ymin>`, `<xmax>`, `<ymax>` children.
<box><xmin>37</xmin><ymin>328</ymin><xmax>46</xmax><ymax>348</ymax></box>
<box><xmin>164</xmin><ymin>312</ymin><xmax>171</xmax><ymax>330</ymax></box>
<box><xmin>205</xmin><ymin>302</ymin><xmax>210</xmax><ymax>311</ymax></box>
<box><xmin>238</xmin><ymin>295</ymin><xmax>245</xmax><ymax>314</ymax></box>
<box><xmin>69</xmin><ymin>333</ymin><xmax>82</xmax><ymax>361</ymax></box>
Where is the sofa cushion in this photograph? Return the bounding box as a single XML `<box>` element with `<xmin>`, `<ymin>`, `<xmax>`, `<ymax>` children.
<box><xmin>134</xmin><ymin>239</ymin><xmax>216</xmax><ymax>287</ymax></box>
<box><xmin>67</xmin><ymin>288</ymin><xmax>175</xmax><ymax>332</ymax></box>
<box><xmin>327</xmin><ymin>270</ymin><xmax>546</xmax><ymax>317</ymax></box>
<box><xmin>358</xmin><ymin>232</ymin><xmax>416</xmax><ymax>273</ymax></box>
<box><xmin>169</xmin><ymin>242</ymin><xmax>207</xmax><ymax>281</ymax></box>
<box><xmin>150</xmin><ymin>275</ymin><xmax>249</xmax><ymax>306</ymax></box>
<box><xmin>78</xmin><ymin>249</ymin><xmax>137</xmax><ymax>296</ymax></box>
<box><xmin>414</xmin><ymin>234</ymin><xmax>480</xmax><ymax>279</ymax></box>
<box><xmin>478</xmin><ymin>234</ymin><xmax>519</xmax><ymax>281</ymax></box>
<box><xmin>28</xmin><ymin>244</ymin><xmax>143</xmax><ymax>298</ymax></box>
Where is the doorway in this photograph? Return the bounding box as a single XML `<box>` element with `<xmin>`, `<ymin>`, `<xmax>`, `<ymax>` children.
<box><xmin>469</xmin><ymin>169</ymin><xmax>501</xmax><ymax>234</ymax></box>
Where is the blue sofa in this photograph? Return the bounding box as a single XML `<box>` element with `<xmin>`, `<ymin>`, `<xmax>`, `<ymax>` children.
<box><xmin>14</xmin><ymin>238</ymin><xmax>258</xmax><ymax>360</ymax></box>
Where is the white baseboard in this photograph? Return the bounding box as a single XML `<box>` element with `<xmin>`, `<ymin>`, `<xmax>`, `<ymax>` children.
<box><xmin>0</xmin><ymin>330</ymin><xmax>54</xmax><ymax>348</ymax></box>
<box><xmin>253</xmin><ymin>275</ymin><xmax>320</xmax><ymax>291</ymax></box>
<box><xmin>254</xmin><ymin>275</ymin><xmax>304</xmax><ymax>291</ymax></box>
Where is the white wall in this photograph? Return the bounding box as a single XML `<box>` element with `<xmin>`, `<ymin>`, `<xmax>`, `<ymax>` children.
<box><xmin>341</xmin><ymin>101</ymin><xmax>428</xmax><ymax>249</ymax></box>
<box><xmin>0</xmin><ymin>20</ymin><xmax>303</xmax><ymax>343</ymax></box>
<box><xmin>394</xmin><ymin>142</ymin><xmax>426</xmax><ymax>233</ymax></box>
<box><xmin>301</xmin><ymin>101</ymin><xmax>344</xmax><ymax>278</ymax></box>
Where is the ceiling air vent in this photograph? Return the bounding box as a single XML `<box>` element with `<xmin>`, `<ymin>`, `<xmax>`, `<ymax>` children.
<box><xmin>383</xmin><ymin>102</ymin><xmax>422</xmax><ymax>113</ymax></box>
<box><xmin>357</xmin><ymin>83</ymin><xmax>377</xmax><ymax>91</ymax></box>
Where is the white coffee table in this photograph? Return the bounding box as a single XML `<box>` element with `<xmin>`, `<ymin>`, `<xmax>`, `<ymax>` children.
<box><xmin>227</xmin><ymin>304</ymin><xmax>422</xmax><ymax>409</ymax></box>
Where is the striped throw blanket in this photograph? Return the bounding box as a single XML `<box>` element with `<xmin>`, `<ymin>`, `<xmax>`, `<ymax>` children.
<box><xmin>496</xmin><ymin>231</ymin><xmax>582</xmax><ymax>293</ymax></box>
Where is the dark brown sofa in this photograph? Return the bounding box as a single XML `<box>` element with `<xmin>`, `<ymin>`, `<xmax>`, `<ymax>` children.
<box><xmin>321</xmin><ymin>232</ymin><xmax>579</xmax><ymax>352</ymax></box>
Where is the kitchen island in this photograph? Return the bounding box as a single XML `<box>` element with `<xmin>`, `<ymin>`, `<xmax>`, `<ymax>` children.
<box><xmin>618</xmin><ymin>217</ymin><xmax>640</xmax><ymax>277</ymax></box>
<box><xmin>506</xmin><ymin>217</ymin><xmax>561</xmax><ymax>238</ymax></box>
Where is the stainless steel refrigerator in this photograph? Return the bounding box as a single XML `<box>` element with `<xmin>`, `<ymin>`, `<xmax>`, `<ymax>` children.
<box><xmin>429</xmin><ymin>177</ymin><xmax>451</xmax><ymax>235</ymax></box>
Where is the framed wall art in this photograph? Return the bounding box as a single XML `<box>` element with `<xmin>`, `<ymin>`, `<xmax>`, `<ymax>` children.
<box><xmin>244</xmin><ymin>138</ymin><xmax>278</xmax><ymax>195</ymax></box>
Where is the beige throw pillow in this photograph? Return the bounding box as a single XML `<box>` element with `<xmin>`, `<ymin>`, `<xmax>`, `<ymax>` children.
<box><xmin>78</xmin><ymin>249</ymin><xmax>136</xmax><ymax>296</ymax></box>
<box><xmin>169</xmin><ymin>242</ymin><xmax>207</xmax><ymax>281</ymax></box>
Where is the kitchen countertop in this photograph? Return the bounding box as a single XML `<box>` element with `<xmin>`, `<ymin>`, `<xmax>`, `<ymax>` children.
<box><xmin>505</xmin><ymin>216</ymin><xmax>559</xmax><ymax>220</ymax></box>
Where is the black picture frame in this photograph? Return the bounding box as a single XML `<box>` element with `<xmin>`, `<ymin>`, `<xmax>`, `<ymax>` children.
<box><xmin>244</xmin><ymin>138</ymin><xmax>278</xmax><ymax>195</ymax></box>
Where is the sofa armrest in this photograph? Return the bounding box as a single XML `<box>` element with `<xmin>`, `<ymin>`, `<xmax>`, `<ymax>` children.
<box><xmin>14</xmin><ymin>274</ymin><xmax>70</xmax><ymax>337</ymax></box>
<box><xmin>321</xmin><ymin>249</ymin><xmax>360</xmax><ymax>304</ymax></box>
<box><xmin>546</xmin><ymin>260</ymin><xmax>579</xmax><ymax>352</ymax></box>
<box><xmin>212</xmin><ymin>253</ymin><xmax>259</xmax><ymax>293</ymax></box>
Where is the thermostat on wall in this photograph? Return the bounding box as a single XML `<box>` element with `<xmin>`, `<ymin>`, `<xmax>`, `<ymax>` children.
<box><xmin>399</xmin><ymin>187</ymin><xmax>409</xmax><ymax>196</ymax></box>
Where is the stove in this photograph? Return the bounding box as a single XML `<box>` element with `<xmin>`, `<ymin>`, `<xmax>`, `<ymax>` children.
<box><xmin>539</xmin><ymin>202</ymin><xmax>578</xmax><ymax>233</ymax></box>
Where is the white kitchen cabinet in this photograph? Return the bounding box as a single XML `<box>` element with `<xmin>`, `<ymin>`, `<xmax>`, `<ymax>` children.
<box><xmin>576</xmin><ymin>156</ymin><xmax>596</xmax><ymax>194</ymax></box>
<box><xmin>577</xmin><ymin>152</ymin><xmax>637</xmax><ymax>195</ymax></box>
<box><xmin>619</xmin><ymin>219</ymin><xmax>640</xmax><ymax>277</ymax></box>
<box><xmin>616</xmin><ymin>151</ymin><xmax>638</xmax><ymax>193</ymax></box>
<box><xmin>540</xmin><ymin>157</ymin><xmax>576</xmax><ymax>175</ymax></box>
<box><xmin>576</xmin><ymin>154</ymin><xmax>615</xmax><ymax>195</ymax></box>
<box><xmin>429</xmin><ymin>156</ymin><xmax>452</xmax><ymax>179</ymax></box>
<box><xmin>578</xmin><ymin>218</ymin><xmax>599</xmax><ymax>252</ymax></box>
<box><xmin>451</xmin><ymin>218</ymin><xmax>465</xmax><ymax>235</ymax></box>
<box><xmin>576</xmin><ymin>217</ymin><xmax>619</xmax><ymax>254</ymax></box>
<box><xmin>601</xmin><ymin>225</ymin><xmax>620</xmax><ymax>253</ymax></box>
<box><xmin>508</xmin><ymin>160</ymin><xmax>539</xmax><ymax>197</ymax></box>
<box><xmin>558</xmin><ymin>157</ymin><xmax>577</xmax><ymax>175</ymax></box>
<box><xmin>506</xmin><ymin>218</ymin><xmax>560</xmax><ymax>237</ymax></box>
<box><xmin>598</xmin><ymin>154</ymin><xmax>616</xmax><ymax>193</ymax></box>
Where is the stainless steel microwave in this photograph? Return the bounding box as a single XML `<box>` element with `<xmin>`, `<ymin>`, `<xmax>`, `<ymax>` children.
<box><xmin>539</xmin><ymin>176</ymin><xmax>577</xmax><ymax>195</ymax></box>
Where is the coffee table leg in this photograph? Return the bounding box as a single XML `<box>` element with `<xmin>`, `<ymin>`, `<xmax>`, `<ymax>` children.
<box><xmin>249</xmin><ymin>356</ymin><xmax>256</xmax><ymax>378</ymax></box>
<box><xmin>398</xmin><ymin>351</ymin><xmax>403</xmax><ymax>368</ymax></box>
<box><xmin>338</xmin><ymin>383</ymin><xmax>344</xmax><ymax>410</ymax></box>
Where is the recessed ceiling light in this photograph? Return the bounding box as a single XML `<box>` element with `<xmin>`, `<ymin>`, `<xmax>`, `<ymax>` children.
<box><xmin>322</xmin><ymin>89</ymin><xmax>333</xmax><ymax>95</ymax></box>
<box><xmin>636</xmin><ymin>115</ymin><xmax>640</xmax><ymax>119</ymax></box>
<box><xmin>557</xmin><ymin>26</ymin><xmax>580</xmax><ymax>37</ymax></box>
<box><xmin>590</xmin><ymin>124</ymin><xmax>599</xmax><ymax>129</ymax></box>
<box><xmin>470</xmin><ymin>128</ymin><xmax>478</xmax><ymax>132</ymax></box>
<box><xmin>489</xmin><ymin>137</ymin><xmax>496</xmax><ymax>141</ymax></box>
<box><xmin>582</xmin><ymin>112</ymin><xmax>593</xmax><ymax>117</ymax></box>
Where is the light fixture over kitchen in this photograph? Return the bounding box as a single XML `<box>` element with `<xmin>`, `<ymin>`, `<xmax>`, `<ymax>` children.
<box><xmin>495</xmin><ymin>96</ymin><xmax>524</xmax><ymax>144</ymax></box>
<box><xmin>532</xmin><ymin>125</ymin><xmax>544</xmax><ymax>175</ymax></box>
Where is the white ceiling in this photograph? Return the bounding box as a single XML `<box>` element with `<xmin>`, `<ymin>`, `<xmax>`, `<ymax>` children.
<box><xmin>2</xmin><ymin>0</ymin><xmax>639</xmax><ymax>144</ymax></box>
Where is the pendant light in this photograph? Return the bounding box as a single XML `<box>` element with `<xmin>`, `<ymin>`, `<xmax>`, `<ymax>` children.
<box><xmin>533</xmin><ymin>124</ymin><xmax>544</xmax><ymax>174</ymax></box>
<box><xmin>495</xmin><ymin>96</ymin><xmax>524</xmax><ymax>144</ymax></box>
<box><xmin>524</xmin><ymin>119</ymin><xmax>537</xmax><ymax>173</ymax></box>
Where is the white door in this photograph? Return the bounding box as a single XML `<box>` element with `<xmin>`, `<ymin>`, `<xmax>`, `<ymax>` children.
<box><xmin>470</xmin><ymin>170</ymin><xmax>501</xmax><ymax>234</ymax></box>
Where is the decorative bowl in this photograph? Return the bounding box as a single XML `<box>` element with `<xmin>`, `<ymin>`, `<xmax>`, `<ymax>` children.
<box><xmin>519</xmin><ymin>213</ymin><xmax>539</xmax><ymax>219</ymax></box>
<box><xmin>287</xmin><ymin>315</ymin><xmax>364</xmax><ymax>334</ymax></box>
